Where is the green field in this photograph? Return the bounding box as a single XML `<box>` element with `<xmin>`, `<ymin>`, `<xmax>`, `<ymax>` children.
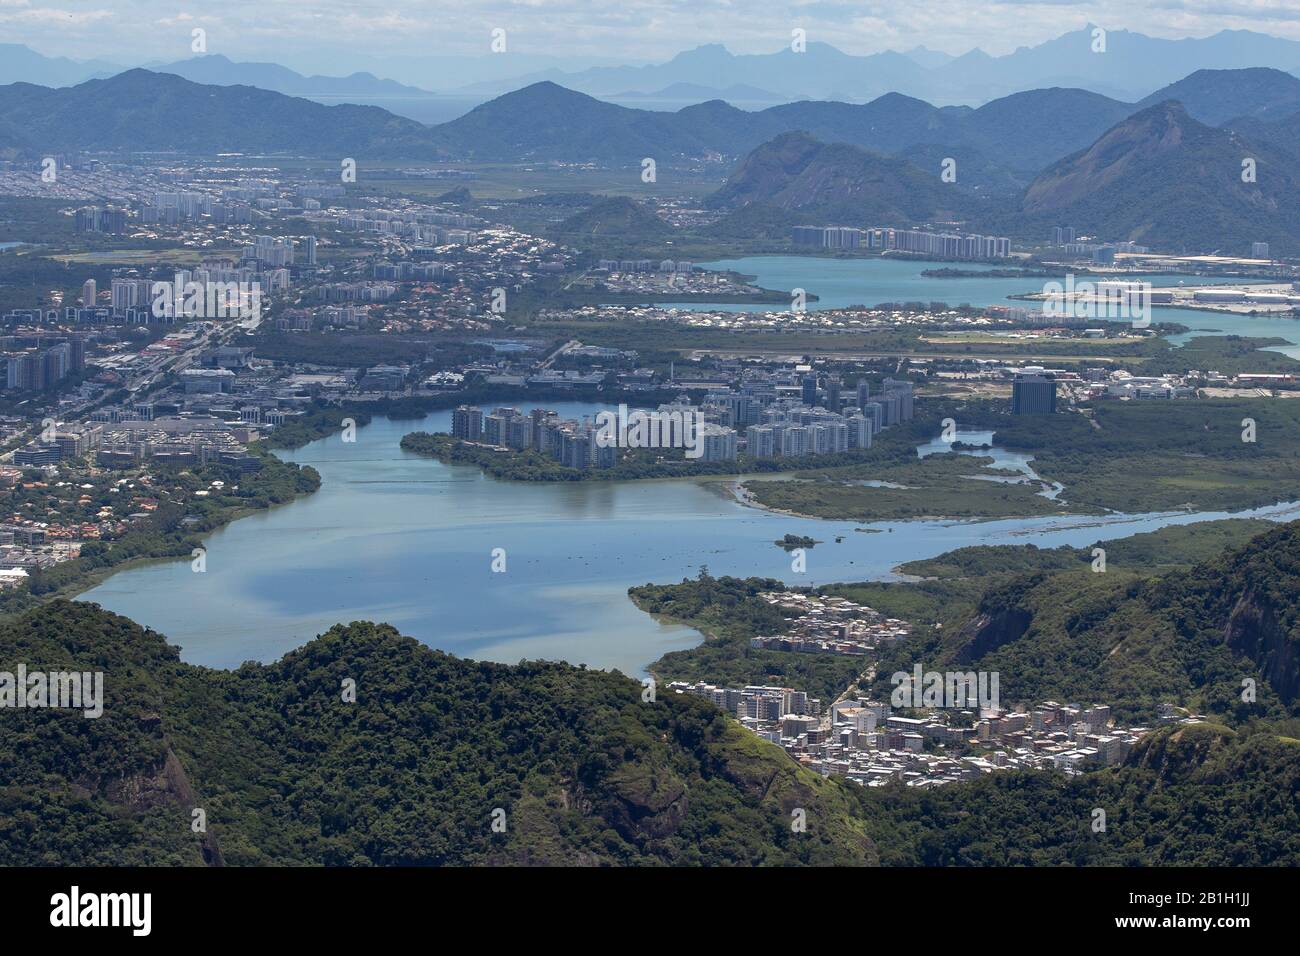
<box><xmin>743</xmin><ymin>398</ymin><xmax>1300</xmax><ymax>522</ymax></box>
<box><xmin>51</xmin><ymin>247</ymin><xmax>223</xmax><ymax>266</ymax></box>
<box><xmin>746</xmin><ymin>453</ymin><xmax>1070</xmax><ymax>521</ymax></box>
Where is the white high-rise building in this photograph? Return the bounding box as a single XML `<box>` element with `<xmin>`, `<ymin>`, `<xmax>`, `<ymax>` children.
<box><xmin>699</xmin><ymin>424</ymin><xmax>738</xmax><ymax>462</ymax></box>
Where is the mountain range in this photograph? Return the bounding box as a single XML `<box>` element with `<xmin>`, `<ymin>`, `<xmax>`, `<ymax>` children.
<box><xmin>5</xmin><ymin>65</ymin><xmax>1300</xmax><ymax>251</ymax></box>
<box><xmin>0</xmin><ymin>43</ymin><xmax>121</xmax><ymax>88</ymax></box>
<box><xmin>143</xmin><ymin>54</ymin><xmax>433</xmax><ymax>99</ymax></box>
<box><xmin>9</xmin><ymin>26</ymin><xmax>1300</xmax><ymax>109</ymax></box>
<box><xmin>0</xmin><ymin>69</ymin><xmax>438</xmax><ymax>157</ymax></box>
<box><xmin>4</xmin><ymin>60</ymin><xmax>1300</xmax><ymax>169</ymax></box>
<box><xmin>702</xmin><ymin>99</ymin><xmax>1300</xmax><ymax>253</ymax></box>
<box><xmin>423</xmin><ymin>67</ymin><xmax>1300</xmax><ymax>175</ymax></box>
<box><xmin>456</xmin><ymin>27</ymin><xmax>1300</xmax><ymax>105</ymax></box>
<box><xmin>1136</xmin><ymin>67</ymin><xmax>1300</xmax><ymax>124</ymax></box>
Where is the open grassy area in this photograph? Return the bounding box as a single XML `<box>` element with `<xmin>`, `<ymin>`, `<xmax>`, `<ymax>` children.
<box><xmin>745</xmin><ymin>452</ymin><xmax>1071</xmax><ymax>521</ymax></box>
<box><xmin>741</xmin><ymin>398</ymin><xmax>1300</xmax><ymax>523</ymax></box>
<box><xmin>919</xmin><ymin>332</ymin><xmax>1147</xmax><ymax>346</ymax></box>
<box><xmin>50</xmin><ymin>247</ymin><xmax>220</xmax><ymax>266</ymax></box>
<box><xmin>896</xmin><ymin>517</ymin><xmax>1277</xmax><ymax>579</ymax></box>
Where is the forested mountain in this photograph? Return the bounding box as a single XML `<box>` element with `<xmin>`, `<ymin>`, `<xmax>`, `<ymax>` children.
<box><xmin>4</xmin><ymin>517</ymin><xmax>1300</xmax><ymax>866</ymax></box>
<box><xmin>860</xmin><ymin>722</ymin><xmax>1300</xmax><ymax>865</ymax></box>
<box><xmin>3</xmin><ymin>64</ymin><xmax>1298</xmax><ymax>200</ymax></box>
<box><xmin>551</xmin><ymin>196</ymin><xmax>672</xmax><ymax>241</ymax></box>
<box><xmin>866</xmin><ymin>519</ymin><xmax>1300</xmax><ymax>722</ymax></box>
<box><xmin>430</xmin><ymin>81</ymin><xmax>1133</xmax><ymax>171</ymax></box>
<box><xmin>1137</xmin><ymin>67</ymin><xmax>1300</xmax><ymax>124</ymax></box>
<box><xmin>1014</xmin><ymin>101</ymin><xmax>1300</xmax><ymax>253</ymax></box>
<box><xmin>626</xmin><ymin>518</ymin><xmax>1300</xmax><ymax>865</ymax></box>
<box><xmin>0</xmin><ymin>70</ymin><xmax>443</xmax><ymax>157</ymax></box>
<box><xmin>706</xmin><ymin>131</ymin><xmax>973</xmax><ymax>225</ymax></box>
<box><xmin>0</xmin><ymin>601</ymin><xmax>872</xmax><ymax>866</ymax></box>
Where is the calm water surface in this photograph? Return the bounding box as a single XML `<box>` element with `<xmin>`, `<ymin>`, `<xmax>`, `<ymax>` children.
<box><xmin>81</xmin><ymin>259</ymin><xmax>1300</xmax><ymax>674</ymax></box>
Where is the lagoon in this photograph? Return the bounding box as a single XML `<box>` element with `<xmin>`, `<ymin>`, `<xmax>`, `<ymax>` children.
<box><xmin>79</xmin><ymin>404</ymin><xmax>1300</xmax><ymax>676</ymax></box>
<box><xmin>77</xmin><ymin>257</ymin><xmax>1300</xmax><ymax>676</ymax></box>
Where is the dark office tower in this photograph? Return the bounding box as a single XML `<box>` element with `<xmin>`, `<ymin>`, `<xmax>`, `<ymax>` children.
<box><xmin>101</xmin><ymin>209</ymin><xmax>127</xmax><ymax>234</ymax></box>
<box><xmin>68</xmin><ymin>336</ymin><xmax>86</xmax><ymax>371</ymax></box>
<box><xmin>855</xmin><ymin>378</ymin><xmax>870</xmax><ymax>408</ymax></box>
<box><xmin>1011</xmin><ymin>374</ymin><xmax>1057</xmax><ymax>415</ymax></box>
<box><xmin>75</xmin><ymin>207</ymin><xmax>100</xmax><ymax>232</ymax></box>
<box><xmin>801</xmin><ymin>374</ymin><xmax>818</xmax><ymax>407</ymax></box>
<box><xmin>826</xmin><ymin>377</ymin><xmax>842</xmax><ymax>411</ymax></box>
<box><xmin>43</xmin><ymin>344</ymin><xmax>70</xmax><ymax>386</ymax></box>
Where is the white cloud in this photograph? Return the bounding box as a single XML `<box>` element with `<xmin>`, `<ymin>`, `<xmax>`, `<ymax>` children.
<box><xmin>0</xmin><ymin>6</ymin><xmax>112</xmax><ymax>24</ymax></box>
<box><xmin>7</xmin><ymin>0</ymin><xmax>1300</xmax><ymax>66</ymax></box>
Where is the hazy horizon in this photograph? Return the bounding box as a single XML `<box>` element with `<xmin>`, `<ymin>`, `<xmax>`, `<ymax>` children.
<box><xmin>6</xmin><ymin>2</ymin><xmax>1300</xmax><ymax>76</ymax></box>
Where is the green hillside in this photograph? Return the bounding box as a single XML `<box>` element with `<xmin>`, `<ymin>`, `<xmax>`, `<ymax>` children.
<box><xmin>0</xmin><ymin>601</ymin><xmax>873</xmax><ymax>866</ymax></box>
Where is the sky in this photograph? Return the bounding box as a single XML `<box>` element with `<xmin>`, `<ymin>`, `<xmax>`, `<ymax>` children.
<box><xmin>5</xmin><ymin>0</ymin><xmax>1300</xmax><ymax>70</ymax></box>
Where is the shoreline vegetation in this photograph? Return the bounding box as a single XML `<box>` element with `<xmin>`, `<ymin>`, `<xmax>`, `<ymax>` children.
<box><xmin>631</xmin><ymin>517</ymin><xmax>1289</xmax><ymax>722</ymax></box>
<box><xmin>33</xmin><ymin>389</ymin><xmax>1300</xmax><ymax>623</ymax></box>
<box><xmin>12</xmin><ymin>595</ymin><xmax>1300</xmax><ymax>865</ymax></box>
<box><xmin>742</xmin><ymin>397</ymin><xmax>1300</xmax><ymax>520</ymax></box>
<box><xmin>920</xmin><ymin>267</ymin><xmax>1096</xmax><ymax>279</ymax></box>
<box><xmin>398</xmin><ymin>430</ymin><xmax>886</xmax><ymax>482</ymax></box>
<box><xmin>399</xmin><ymin>395</ymin><xmax>1300</xmax><ymax>523</ymax></box>
<box><xmin>1</xmin><ymin>446</ymin><xmax>322</xmax><ymax>618</ymax></box>
<box><xmin>4</xmin><ymin>385</ymin><xmax>678</xmax><ymax>618</ymax></box>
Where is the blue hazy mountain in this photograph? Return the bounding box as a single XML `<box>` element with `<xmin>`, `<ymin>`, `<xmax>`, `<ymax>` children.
<box><xmin>142</xmin><ymin>54</ymin><xmax>434</xmax><ymax>98</ymax></box>
<box><xmin>0</xmin><ymin>43</ymin><xmax>122</xmax><ymax>88</ymax></box>
<box><xmin>610</xmin><ymin>83</ymin><xmax>786</xmax><ymax>103</ymax></box>
<box><xmin>704</xmin><ymin>130</ymin><xmax>976</xmax><ymax>224</ymax></box>
<box><xmin>1136</xmin><ymin>67</ymin><xmax>1300</xmax><ymax>124</ymax></box>
<box><xmin>11</xmin><ymin>27</ymin><xmax>1300</xmax><ymax>109</ymax></box>
<box><xmin>426</xmin><ymin>80</ymin><xmax>1132</xmax><ymax>173</ymax></box>
<box><xmin>458</xmin><ymin>27</ymin><xmax>1300</xmax><ymax>106</ymax></box>
<box><xmin>900</xmin><ymin>46</ymin><xmax>955</xmax><ymax>69</ymax></box>
<box><xmin>6</xmin><ymin>62</ymin><xmax>1300</xmax><ymax>223</ymax></box>
<box><xmin>456</xmin><ymin>42</ymin><xmax>936</xmax><ymax>102</ymax></box>
<box><xmin>0</xmin><ymin>69</ymin><xmax>443</xmax><ymax>156</ymax></box>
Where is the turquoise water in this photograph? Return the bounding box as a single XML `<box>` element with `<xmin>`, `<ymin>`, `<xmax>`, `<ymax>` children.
<box><xmin>675</xmin><ymin>256</ymin><xmax>1252</xmax><ymax>308</ymax></box>
<box><xmin>674</xmin><ymin>256</ymin><xmax>1300</xmax><ymax>356</ymax></box>
<box><xmin>80</xmin><ymin>405</ymin><xmax>1300</xmax><ymax>675</ymax></box>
